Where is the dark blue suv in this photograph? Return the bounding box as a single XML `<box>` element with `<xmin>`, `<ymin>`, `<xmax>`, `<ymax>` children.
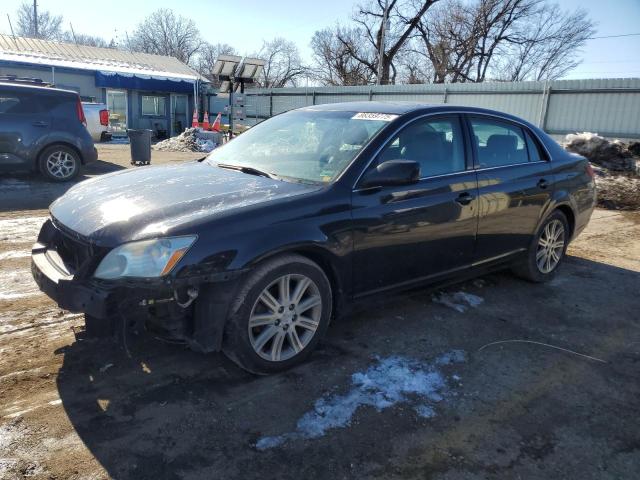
<box><xmin>0</xmin><ymin>80</ymin><xmax>97</xmax><ymax>181</ymax></box>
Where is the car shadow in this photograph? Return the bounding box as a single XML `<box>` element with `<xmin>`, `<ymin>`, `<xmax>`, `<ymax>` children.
<box><xmin>0</xmin><ymin>160</ymin><xmax>126</xmax><ymax>212</ymax></box>
<box><xmin>54</xmin><ymin>257</ymin><xmax>640</xmax><ymax>479</ymax></box>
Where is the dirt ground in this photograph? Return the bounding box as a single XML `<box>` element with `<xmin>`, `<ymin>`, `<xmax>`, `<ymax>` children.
<box><xmin>1</xmin><ymin>145</ymin><xmax>639</xmax><ymax>479</ymax></box>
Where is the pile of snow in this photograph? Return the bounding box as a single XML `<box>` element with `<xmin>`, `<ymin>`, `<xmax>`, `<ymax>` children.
<box><xmin>256</xmin><ymin>351</ymin><xmax>466</xmax><ymax>450</ymax></box>
<box><xmin>564</xmin><ymin>133</ymin><xmax>640</xmax><ymax>210</ymax></box>
<box><xmin>153</xmin><ymin>128</ymin><xmax>217</xmax><ymax>153</ymax></box>
<box><xmin>564</xmin><ymin>132</ymin><xmax>639</xmax><ymax>173</ymax></box>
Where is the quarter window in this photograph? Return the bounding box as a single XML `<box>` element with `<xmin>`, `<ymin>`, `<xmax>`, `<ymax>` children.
<box><xmin>377</xmin><ymin>116</ymin><xmax>466</xmax><ymax>177</ymax></box>
<box><xmin>142</xmin><ymin>95</ymin><xmax>166</xmax><ymax>116</ymax></box>
<box><xmin>470</xmin><ymin>118</ymin><xmax>529</xmax><ymax>168</ymax></box>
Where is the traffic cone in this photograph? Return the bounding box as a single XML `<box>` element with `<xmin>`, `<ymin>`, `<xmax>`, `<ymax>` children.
<box><xmin>202</xmin><ymin>111</ymin><xmax>210</xmax><ymax>130</ymax></box>
<box><xmin>212</xmin><ymin>113</ymin><xmax>221</xmax><ymax>132</ymax></box>
<box><xmin>191</xmin><ymin>109</ymin><xmax>198</xmax><ymax>128</ymax></box>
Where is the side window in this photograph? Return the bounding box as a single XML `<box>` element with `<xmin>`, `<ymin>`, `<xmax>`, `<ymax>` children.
<box><xmin>0</xmin><ymin>95</ymin><xmax>20</xmax><ymax>114</ymax></box>
<box><xmin>0</xmin><ymin>92</ymin><xmax>41</xmax><ymax>115</ymax></box>
<box><xmin>470</xmin><ymin>117</ymin><xmax>528</xmax><ymax>168</ymax></box>
<box><xmin>378</xmin><ymin>116</ymin><xmax>466</xmax><ymax>177</ymax></box>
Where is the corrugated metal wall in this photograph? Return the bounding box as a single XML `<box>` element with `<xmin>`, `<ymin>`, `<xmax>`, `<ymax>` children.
<box><xmin>241</xmin><ymin>78</ymin><xmax>640</xmax><ymax>139</ymax></box>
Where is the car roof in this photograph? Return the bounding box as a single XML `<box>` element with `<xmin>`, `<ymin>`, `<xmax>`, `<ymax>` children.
<box><xmin>0</xmin><ymin>81</ymin><xmax>78</xmax><ymax>96</ymax></box>
<box><xmin>300</xmin><ymin>101</ymin><xmax>529</xmax><ymax>122</ymax></box>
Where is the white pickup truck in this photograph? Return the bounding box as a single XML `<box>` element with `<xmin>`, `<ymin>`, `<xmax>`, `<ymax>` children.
<box><xmin>82</xmin><ymin>102</ymin><xmax>111</xmax><ymax>142</ymax></box>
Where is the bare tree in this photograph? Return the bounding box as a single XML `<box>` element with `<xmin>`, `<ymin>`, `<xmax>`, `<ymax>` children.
<box><xmin>310</xmin><ymin>26</ymin><xmax>375</xmax><ymax>85</ymax></box>
<box><xmin>15</xmin><ymin>1</ymin><xmax>63</xmax><ymax>40</ymax></box>
<box><xmin>63</xmin><ymin>32</ymin><xmax>111</xmax><ymax>48</ymax></box>
<box><xmin>340</xmin><ymin>0</ymin><xmax>440</xmax><ymax>85</ymax></box>
<box><xmin>196</xmin><ymin>42</ymin><xmax>237</xmax><ymax>81</ymax></box>
<box><xmin>127</xmin><ymin>9</ymin><xmax>202</xmax><ymax>64</ymax></box>
<box><xmin>255</xmin><ymin>38</ymin><xmax>307</xmax><ymax>88</ymax></box>
<box><xmin>414</xmin><ymin>0</ymin><xmax>595</xmax><ymax>83</ymax></box>
<box><xmin>495</xmin><ymin>5</ymin><xmax>595</xmax><ymax>81</ymax></box>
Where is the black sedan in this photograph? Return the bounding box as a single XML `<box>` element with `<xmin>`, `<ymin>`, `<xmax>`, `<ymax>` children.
<box><xmin>31</xmin><ymin>102</ymin><xmax>596</xmax><ymax>373</ymax></box>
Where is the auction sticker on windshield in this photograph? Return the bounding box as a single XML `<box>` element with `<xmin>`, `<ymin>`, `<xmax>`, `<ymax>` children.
<box><xmin>352</xmin><ymin>112</ymin><xmax>399</xmax><ymax>121</ymax></box>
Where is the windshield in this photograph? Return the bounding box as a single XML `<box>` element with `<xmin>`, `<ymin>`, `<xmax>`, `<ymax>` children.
<box><xmin>205</xmin><ymin>110</ymin><xmax>394</xmax><ymax>183</ymax></box>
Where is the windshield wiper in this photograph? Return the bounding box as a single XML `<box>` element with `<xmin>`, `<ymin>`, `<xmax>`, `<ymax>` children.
<box><xmin>216</xmin><ymin>163</ymin><xmax>279</xmax><ymax>180</ymax></box>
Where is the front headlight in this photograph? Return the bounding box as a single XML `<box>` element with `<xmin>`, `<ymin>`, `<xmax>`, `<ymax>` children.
<box><xmin>94</xmin><ymin>236</ymin><xmax>197</xmax><ymax>279</ymax></box>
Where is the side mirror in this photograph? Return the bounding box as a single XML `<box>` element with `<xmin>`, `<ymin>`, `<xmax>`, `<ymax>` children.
<box><xmin>359</xmin><ymin>159</ymin><xmax>420</xmax><ymax>189</ymax></box>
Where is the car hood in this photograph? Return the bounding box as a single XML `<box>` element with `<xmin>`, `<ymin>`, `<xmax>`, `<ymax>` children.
<box><xmin>50</xmin><ymin>161</ymin><xmax>320</xmax><ymax>245</ymax></box>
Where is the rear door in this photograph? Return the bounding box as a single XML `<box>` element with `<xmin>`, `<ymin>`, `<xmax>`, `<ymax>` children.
<box><xmin>351</xmin><ymin>114</ymin><xmax>479</xmax><ymax>295</ymax></box>
<box><xmin>0</xmin><ymin>87</ymin><xmax>50</xmax><ymax>170</ymax></box>
<box><xmin>467</xmin><ymin>115</ymin><xmax>553</xmax><ymax>262</ymax></box>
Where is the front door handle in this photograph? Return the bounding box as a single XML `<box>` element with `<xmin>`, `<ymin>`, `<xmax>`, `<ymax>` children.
<box><xmin>537</xmin><ymin>178</ymin><xmax>549</xmax><ymax>189</ymax></box>
<box><xmin>32</xmin><ymin>121</ymin><xmax>48</xmax><ymax>127</ymax></box>
<box><xmin>455</xmin><ymin>192</ymin><xmax>474</xmax><ymax>206</ymax></box>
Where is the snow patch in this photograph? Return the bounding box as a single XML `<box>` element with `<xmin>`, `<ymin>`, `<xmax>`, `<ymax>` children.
<box><xmin>0</xmin><ymin>250</ymin><xmax>29</xmax><ymax>261</ymax></box>
<box><xmin>256</xmin><ymin>352</ymin><xmax>466</xmax><ymax>450</ymax></box>
<box><xmin>0</xmin><ymin>269</ymin><xmax>40</xmax><ymax>300</ymax></box>
<box><xmin>0</xmin><ymin>216</ymin><xmax>47</xmax><ymax>244</ymax></box>
<box><xmin>432</xmin><ymin>291</ymin><xmax>484</xmax><ymax>313</ymax></box>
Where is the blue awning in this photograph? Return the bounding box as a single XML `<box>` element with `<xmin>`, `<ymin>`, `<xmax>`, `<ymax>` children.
<box><xmin>95</xmin><ymin>71</ymin><xmax>195</xmax><ymax>93</ymax></box>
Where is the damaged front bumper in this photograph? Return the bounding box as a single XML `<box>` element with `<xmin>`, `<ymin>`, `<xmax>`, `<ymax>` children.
<box><xmin>31</xmin><ymin>234</ymin><xmax>245</xmax><ymax>352</ymax></box>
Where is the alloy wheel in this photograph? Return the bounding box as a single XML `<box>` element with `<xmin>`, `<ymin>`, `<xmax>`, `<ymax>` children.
<box><xmin>248</xmin><ymin>273</ymin><xmax>322</xmax><ymax>362</ymax></box>
<box><xmin>46</xmin><ymin>151</ymin><xmax>77</xmax><ymax>179</ymax></box>
<box><xmin>536</xmin><ymin>219</ymin><xmax>565</xmax><ymax>274</ymax></box>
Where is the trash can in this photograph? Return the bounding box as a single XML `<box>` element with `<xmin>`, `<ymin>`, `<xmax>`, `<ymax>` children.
<box><xmin>127</xmin><ymin>129</ymin><xmax>152</xmax><ymax>165</ymax></box>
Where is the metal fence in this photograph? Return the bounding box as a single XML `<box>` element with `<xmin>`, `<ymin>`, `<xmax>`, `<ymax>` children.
<box><xmin>238</xmin><ymin>78</ymin><xmax>640</xmax><ymax>139</ymax></box>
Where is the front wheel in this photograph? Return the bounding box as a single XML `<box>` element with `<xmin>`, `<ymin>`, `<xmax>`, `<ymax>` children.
<box><xmin>513</xmin><ymin>210</ymin><xmax>569</xmax><ymax>283</ymax></box>
<box><xmin>222</xmin><ymin>254</ymin><xmax>332</xmax><ymax>374</ymax></box>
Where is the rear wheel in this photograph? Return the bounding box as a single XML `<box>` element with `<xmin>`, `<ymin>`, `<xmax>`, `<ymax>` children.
<box><xmin>513</xmin><ymin>210</ymin><xmax>569</xmax><ymax>283</ymax></box>
<box><xmin>38</xmin><ymin>145</ymin><xmax>80</xmax><ymax>182</ymax></box>
<box><xmin>222</xmin><ymin>254</ymin><xmax>332</xmax><ymax>374</ymax></box>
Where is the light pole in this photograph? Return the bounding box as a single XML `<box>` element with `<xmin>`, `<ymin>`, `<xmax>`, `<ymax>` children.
<box><xmin>33</xmin><ymin>0</ymin><xmax>38</xmax><ymax>37</ymax></box>
<box><xmin>376</xmin><ymin>0</ymin><xmax>390</xmax><ymax>85</ymax></box>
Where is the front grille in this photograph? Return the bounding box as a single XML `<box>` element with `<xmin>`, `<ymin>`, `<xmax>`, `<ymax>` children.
<box><xmin>56</xmin><ymin>233</ymin><xmax>92</xmax><ymax>271</ymax></box>
<box><xmin>49</xmin><ymin>217</ymin><xmax>98</xmax><ymax>275</ymax></box>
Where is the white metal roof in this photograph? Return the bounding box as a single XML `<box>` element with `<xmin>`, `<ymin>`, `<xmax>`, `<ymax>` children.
<box><xmin>0</xmin><ymin>34</ymin><xmax>204</xmax><ymax>82</ymax></box>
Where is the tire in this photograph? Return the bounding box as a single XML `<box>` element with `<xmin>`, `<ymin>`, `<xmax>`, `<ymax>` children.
<box><xmin>512</xmin><ymin>210</ymin><xmax>570</xmax><ymax>283</ymax></box>
<box><xmin>222</xmin><ymin>254</ymin><xmax>332</xmax><ymax>374</ymax></box>
<box><xmin>38</xmin><ymin>145</ymin><xmax>81</xmax><ymax>182</ymax></box>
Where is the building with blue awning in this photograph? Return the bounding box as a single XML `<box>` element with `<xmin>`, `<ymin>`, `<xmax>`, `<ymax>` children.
<box><xmin>0</xmin><ymin>34</ymin><xmax>207</xmax><ymax>138</ymax></box>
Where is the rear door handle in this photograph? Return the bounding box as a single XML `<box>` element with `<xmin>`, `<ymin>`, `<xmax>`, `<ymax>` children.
<box><xmin>32</xmin><ymin>121</ymin><xmax>48</xmax><ymax>127</ymax></box>
<box><xmin>537</xmin><ymin>178</ymin><xmax>549</xmax><ymax>189</ymax></box>
<box><xmin>455</xmin><ymin>192</ymin><xmax>474</xmax><ymax>206</ymax></box>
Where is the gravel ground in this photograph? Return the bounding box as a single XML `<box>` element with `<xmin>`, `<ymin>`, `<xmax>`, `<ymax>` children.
<box><xmin>0</xmin><ymin>146</ymin><xmax>639</xmax><ymax>479</ymax></box>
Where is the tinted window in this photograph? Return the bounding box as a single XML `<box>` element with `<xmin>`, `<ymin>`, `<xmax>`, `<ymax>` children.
<box><xmin>470</xmin><ymin>118</ymin><xmax>528</xmax><ymax>168</ymax></box>
<box><xmin>0</xmin><ymin>91</ymin><xmax>42</xmax><ymax>115</ymax></box>
<box><xmin>0</xmin><ymin>95</ymin><xmax>20</xmax><ymax>114</ymax></box>
<box><xmin>378</xmin><ymin>115</ymin><xmax>466</xmax><ymax>177</ymax></box>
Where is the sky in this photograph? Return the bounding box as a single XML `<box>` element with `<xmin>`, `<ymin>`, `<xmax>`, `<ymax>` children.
<box><xmin>0</xmin><ymin>0</ymin><xmax>639</xmax><ymax>80</ymax></box>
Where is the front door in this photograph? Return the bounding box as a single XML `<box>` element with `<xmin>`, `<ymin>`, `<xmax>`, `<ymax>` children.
<box><xmin>106</xmin><ymin>90</ymin><xmax>128</xmax><ymax>135</ymax></box>
<box><xmin>351</xmin><ymin>114</ymin><xmax>479</xmax><ymax>295</ymax></box>
<box><xmin>467</xmin><ymin>115</ymin><xmax>553</xmax><ymax>261</ymax></box>
<box><xmin>171</xmin><ymin>94</ymin><xmax>188</xmax><ymax>136</ymax></box>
